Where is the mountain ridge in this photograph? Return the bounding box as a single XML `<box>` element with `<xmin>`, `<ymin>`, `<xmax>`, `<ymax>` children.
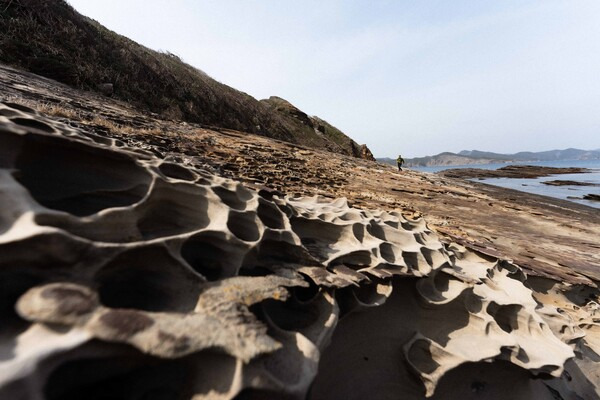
<box><xmin>378</xmin><ymin>148</ymin><xmax>600</xmax><ymax>167</ymax></box>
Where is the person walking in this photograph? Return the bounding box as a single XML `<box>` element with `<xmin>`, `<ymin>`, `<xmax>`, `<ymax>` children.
<box><xmin>396</xmin><ymin>154</ymin><xmax>404</xmax><ymax>171</ymax></box>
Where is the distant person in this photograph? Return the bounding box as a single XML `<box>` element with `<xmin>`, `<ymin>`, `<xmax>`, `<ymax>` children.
<box><xmin>396</xmin><ymin>154</ymin><xmax>404</xmax><ymax>171</ymax></box>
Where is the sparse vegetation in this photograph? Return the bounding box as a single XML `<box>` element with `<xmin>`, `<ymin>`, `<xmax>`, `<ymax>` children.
<box><xmin>0</xmin><ymin>0</ymin><xmax>372</xmax><ymax>158</ymax></box>
<box><xmin>5</xmin><ymin>96</ymin><xmax>164</xmax><ymax>136</ymax></box>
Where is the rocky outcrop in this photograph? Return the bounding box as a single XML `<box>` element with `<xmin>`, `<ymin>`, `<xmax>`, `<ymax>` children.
<box><xmin>358</xmin><ymin>143</ymin><xmax>375</xmax><ymax>161</ymax></box>
<box><xmin>542</xmin><ymin>180</ymin><xmax>599</xmax><ymax>186</ymax></box>
<box><xmin>262</xmin><ymin>96</ymin><xmax>375</xmax><ymax>160</ymax></box>
<box><xmin>0</xmin><ymin>102</ymin><xmax>598</xmax><ymax>399</ymax></box>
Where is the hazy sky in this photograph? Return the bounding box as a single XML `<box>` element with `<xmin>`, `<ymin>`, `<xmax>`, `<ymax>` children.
<box><xmin>68</xmin><ymin>0</ymin><xmax>600</xmax><ymax>158</ymax></box>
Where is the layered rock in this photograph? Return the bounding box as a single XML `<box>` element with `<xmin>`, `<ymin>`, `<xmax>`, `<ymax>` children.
<box><xmin>0</xmin><ymin>102</ymin><xmax>598</xmax><ymax>399</ymax></box>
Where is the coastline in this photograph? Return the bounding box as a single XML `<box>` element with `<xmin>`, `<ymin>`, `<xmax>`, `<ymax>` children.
<box><xmin>1</xmin><ymin>64</ymin><xmax>599</xmax><ymax>399</ymax></box>
<box><xmin>2</xmin><ymin>62</ymin><xmax>599</xmax><ymax>285</ymax></box>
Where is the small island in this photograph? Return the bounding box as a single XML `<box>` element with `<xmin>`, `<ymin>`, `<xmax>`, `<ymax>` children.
<box><xmin>542</xmin><ymin>180</ymin><xmax>600</xmax><ymax>187</ymax></box>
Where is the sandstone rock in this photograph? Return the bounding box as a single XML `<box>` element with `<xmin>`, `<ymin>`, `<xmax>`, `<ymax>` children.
<box><xmin>0</xmin><ymin>101</ymin><xmax>598</xmax><ymax>399</ymax></box>
<box><xmin>359</xmin><ymin>143</ymin><xmax>375</xmax><ymax>161</ymax></box>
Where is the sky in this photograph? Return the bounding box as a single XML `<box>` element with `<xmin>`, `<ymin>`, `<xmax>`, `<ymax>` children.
<box><xmin>67</xmin><ymin>1</ymin><xmax>600</xmax><ymax>158</ymax></box>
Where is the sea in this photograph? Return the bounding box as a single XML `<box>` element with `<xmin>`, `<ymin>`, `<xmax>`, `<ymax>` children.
<box><xmin>411</xmin><ymin>159</ymin><xmax>600</xmax><ymax>209</ymax></box>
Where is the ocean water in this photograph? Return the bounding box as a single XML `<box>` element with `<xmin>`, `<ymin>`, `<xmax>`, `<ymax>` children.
<box><xmin>411</xmin><ymin>160</ymin><xmax>600</xmax><ymax>209</ymax></box>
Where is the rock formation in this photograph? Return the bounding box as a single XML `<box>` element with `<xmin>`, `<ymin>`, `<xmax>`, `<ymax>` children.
<box><xmin>262</xmin><ymin>97</ymin><xmax>375</xmax><ymax>161</ymax></box>
<box><xmin>439</xmin><ymin>165</ymin><xmax>591</xmax><ymax>179</ymax></box>
<box><xmin>0</xmin><ymin>101</ymin><xmax>598</xmax><ymax>399</ymax></box>
<box><xmin>542</xmin><ymin>180</ymin><xmax>600</xmax><ymax>186</ymax></box>
<box><xmin>584</xmin><ymin>194</ymin><xmax>600</xmax><ymax>201</ymax></box>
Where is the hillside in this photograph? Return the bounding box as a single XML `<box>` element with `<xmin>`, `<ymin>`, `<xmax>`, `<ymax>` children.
<box><xmin>379</xmin><ymin>148</ymin><xmax>600</xmax><ymax>167</ymax></box>
<box><xmin>261</xmin><ymin>96</ymin><xmax>375</xmax><ymax>160</ymax></box>
<box><xmin>459</xmin><ymin>148</ymin><xmax>600</xmax><ymax>162</ymax></box>
<box><xmin>0</xmin><ymin>0</ymin><xmax>372</xmax><ymax>158</ymax></box>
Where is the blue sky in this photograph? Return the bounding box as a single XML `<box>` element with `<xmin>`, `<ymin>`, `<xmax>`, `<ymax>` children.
<box><xmin>68</xmin><ymin>1</ymin><xmax>600</xmax><ymax>157</ymax></box>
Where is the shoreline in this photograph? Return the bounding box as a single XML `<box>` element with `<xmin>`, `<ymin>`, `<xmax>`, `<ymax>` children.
<box><xmin>1</xmin><ymin>64</ymin><xmax>599</xmax><ymax>399</ymax></box>
<box><xmin>438</xmin><ymin>165</ymin><xmax>593</xmax><ymax>179</ymax></box>
<box><xmin>2</xmin><ymin>62</ymin><xmax>599</xmax><ymax>285</ymax></box>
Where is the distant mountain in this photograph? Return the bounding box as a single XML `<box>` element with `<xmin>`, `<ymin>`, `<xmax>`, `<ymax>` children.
<box><xmin>378</xmin><ymin>148</ymin><xmax>600</xmax><ymax>167</ymax></box>
<box><xmin>0</xmin><ymin>0</ymin><xmax>373</xmax><ymax>159</ymax></box>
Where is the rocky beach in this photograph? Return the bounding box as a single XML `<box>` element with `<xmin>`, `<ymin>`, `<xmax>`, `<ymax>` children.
<box><xmin>1</xmin><ymin>63</ymin><xmax>599</xmax><ymax>399</ymax></box>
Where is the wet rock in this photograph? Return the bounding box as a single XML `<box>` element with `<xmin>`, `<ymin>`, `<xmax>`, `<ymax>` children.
<box><xmin>542</xmin><ymin>180</ymin><xmax>599</xmax><ymax>187</ymax></box>
<box><xmin>1</xmin><ymin>102</ymin><xmax>596</xmax><ymax>400</ymax></box>
<box><xmin>439</xmin><ymin>165</ymin><xmax>591</xmax><ymax>179</ymax></box>
<box><xmin>359</xmin><ymin>144</ymin><xmax>376</xmax><ymax>161</ymax></box>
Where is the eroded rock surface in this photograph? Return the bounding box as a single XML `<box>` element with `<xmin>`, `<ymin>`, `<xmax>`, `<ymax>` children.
<box><xmin>0</xmin><ymin>102</ymin><xmax>599</xmax><ymax>400</ymax></box>
<box><xmin>2</xmin><ymin>63</ymin><xmax>600</xmax><ymax>288</ymax></box>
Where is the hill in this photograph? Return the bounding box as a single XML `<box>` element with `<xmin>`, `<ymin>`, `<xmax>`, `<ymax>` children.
<box><xmin>261</xmin><ymin>96</ymin><xmax>375</xmax><ymax>160</ymax></box>
<box><xmin>378</xmin><ymin>148</ymin><xmax>600</xmax><ymax>167</ymax></box>
<box><xmin>0</xmin><ymin>0</ymin><xmax>372</xmax><ymax>158</ymax></box>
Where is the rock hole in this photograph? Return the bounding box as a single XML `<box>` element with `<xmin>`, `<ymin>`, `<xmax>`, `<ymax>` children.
<box><xmin>486</xmin><ymin>303</ymin><xmax>521</xmax><ymax>333</ymax></box>
<box><xmin>4</xmin><ymin>102</ymin><xmax>36</xmax><ymax>113</ymax></box>
<box><xmin>213</xmin><ymin>185</ymin><xmax>247</xmax><ymax>210</ymax></box>
<box><xmin>246</xmin><ymin>239</ymin><xmax>317</xmax><ymax>266</ymax></box>
<box><xmin>11</xmin><ymin>117</ymin><xmax>56</xmax><ymax>133</ymax></box>
<box><xmin>406</xmin><ymin>339</ymin><xmax>441</xmax><ymax>375</ymax></box>
<box><xmin>352</xmin><ymin>223</ymin><xmax>365</xmax><ymax>243</ymax></box>
<box><xmin>227</xmin><ymin>210</ymin><xmax>260</xmax><ymax>242</ymax></box>
<box><xmin>14</xmin><ymin>134</ymin><xmax>151</xmax><ymax>216</ymax></box>
<box><xmin>260</xmin><ymin>297</ymin><xmax>321</xmax><ymax>332</ymax></box>
<box><xmin>353</xmin><ymin>281</ymin><xmax>391</xmax><ymax>306</ymax></box>
<box><xmin>329</xmin><ymin>251</ymin><xmax>372</xmax><ymax>269</ymax></box>
<box><xmin>401</xmin><ymin>221</ymin><xmax>417</xmax><ymax>231</ymax></box>
<box><xmin>159</xmin><ymin>162</ymin><xmax>195</xmax><ymax>181</ymax></box>
<box><xmin>0</xmin><ymin>108</ymin><xmax>20</xmax><ymax>117</ymax></box>
<box><xmin>257</xmin><ymin>198</ymin><xmax>285</xmax><ymax>229</ymax></box>
<box><xmin>136</xmin><ymin>184</ymin><xmax>209</xmax><ymax>239</ymax></box>
<box><xmin>181</xmin><ymin>232</ymin><xmax>242</xmax><ymax>280</ymax></box>
<box><xmin>379</xmin><ymin>242</ymin><xmax>396</xmax><ymax>263</ymax></box>
<box><xmin>43</xmin><ymin>351</ymin><xmax>234</xmax><ymax>400</ymax></box>
<box><xmin>96</xmin><ymin>246</ymin><xmax>200</xmax><ymax>312</ymax></box>
<box><xmin>402</xmin><ymin>252</ymin><xmax>419</xmax><ymax>269</ymax></box>
<box><xmin>366</xmin><ymin>220</ymin><xmax>386</xmax><ymax>240</ymax></box>
<box><xmin>293</xmin><ymin>273</ymin><xmax>320</xmax><ymax>303</ymax></box>
<box><xmin>291</xmin><ymin>217</ymin><xmax>344</xmax><ymax>252</ymax></box>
